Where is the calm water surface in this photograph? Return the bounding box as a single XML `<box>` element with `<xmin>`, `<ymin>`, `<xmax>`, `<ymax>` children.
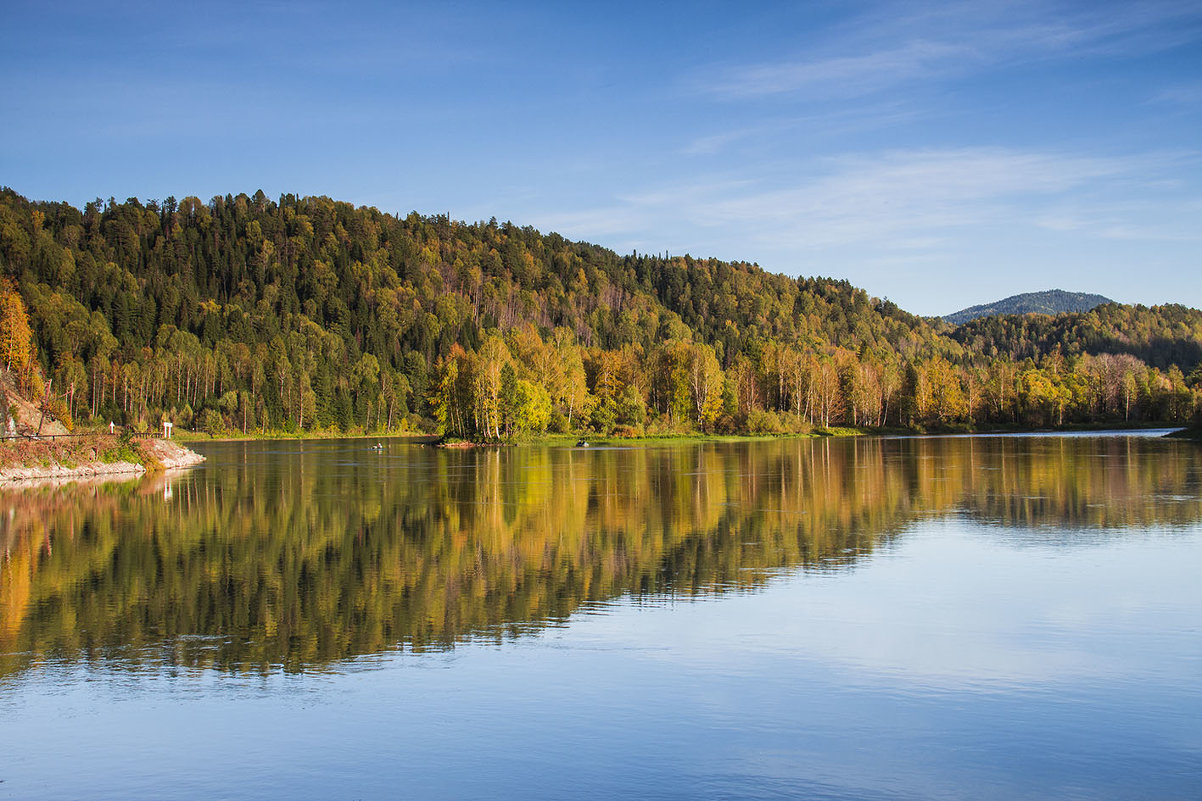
<box><xmin>1</xmin><ymin>434</ymin><xmax>1200</xmax><ymax>800</ymax></box>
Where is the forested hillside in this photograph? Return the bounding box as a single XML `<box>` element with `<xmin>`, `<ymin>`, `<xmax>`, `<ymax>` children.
<box><xmin>950</xmin><ymin>303</ymin><xmax>1202</xmax><ymax>367</ymax></box>
<box><xmin>0</xmin><ymin>188</ymin><xmax>1199</xmax><ymax>437</ymax></box>
<box><xmin>944</xmin><ymin>290</ymin><xmax>1113</xmax><ymax>325</ymax></box>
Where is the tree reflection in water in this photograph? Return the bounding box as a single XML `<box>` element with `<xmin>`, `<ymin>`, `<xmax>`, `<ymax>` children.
<box><xmin>2</xmin><ymin>435</ymin><xmax>1198</xmax><ymax>678</ymax></box>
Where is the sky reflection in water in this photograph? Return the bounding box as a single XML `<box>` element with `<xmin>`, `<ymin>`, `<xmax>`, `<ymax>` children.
<box><xmin>0</xmin><ymin>434</ymin><xmax>1199</xmax><ymax>800</ymax></box>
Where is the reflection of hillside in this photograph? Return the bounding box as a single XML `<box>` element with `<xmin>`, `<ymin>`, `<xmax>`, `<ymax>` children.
<box><xmin>1</xmin><ymin>436</ymin><xmax>1198</xmax><ymax>678</ymax></box>
<box><xmin>932</xmin><ymin>436</ymin><xmax>1202</xmax><ymax>531</ymax></box>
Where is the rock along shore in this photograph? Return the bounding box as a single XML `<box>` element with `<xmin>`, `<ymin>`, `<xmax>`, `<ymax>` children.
<box><xmin>0</xmin><ymin>438</ymin><xmax>205</xmax><ymax>483</ymax></box>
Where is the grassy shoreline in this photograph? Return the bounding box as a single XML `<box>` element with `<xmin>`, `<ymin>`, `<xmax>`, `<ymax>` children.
<box><xmin>1</xmin><ymin>422</ymin><xmax>1187</xmax><ymax>480</ymax></box>
<box><xmin>167</xmin><ymin>419</ymin><xmax>1185</xmax><ymax>447</ymax></box>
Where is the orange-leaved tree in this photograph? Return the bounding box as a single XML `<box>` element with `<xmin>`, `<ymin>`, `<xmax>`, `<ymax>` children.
<box><xmin>0</xmin><ymin>279</ymin><xmax>34</xmax><ymax>390</ymax></box>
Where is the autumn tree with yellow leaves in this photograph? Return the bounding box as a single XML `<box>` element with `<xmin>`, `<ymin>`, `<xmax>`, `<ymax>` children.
<box><xmin>0</xmin><ymin>279</ymin><xmax>34</xmax><ymax>390</ymax></box>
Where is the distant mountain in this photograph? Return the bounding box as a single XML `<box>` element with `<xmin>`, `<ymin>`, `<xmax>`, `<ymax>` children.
<box><xmin>944</xmin><ymin>290</ymin><xmax>1113</xmax><ymax>325</ymax></box>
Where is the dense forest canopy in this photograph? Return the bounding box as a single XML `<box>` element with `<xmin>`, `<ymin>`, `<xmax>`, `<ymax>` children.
<box><xmin>0</xmin><ymin>187</ymin><xmax>1199</xmax><ymax>437</ymax></box>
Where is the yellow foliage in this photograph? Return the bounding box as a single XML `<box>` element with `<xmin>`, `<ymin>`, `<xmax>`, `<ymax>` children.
<box><xmin>0</xmin><ymin>279</ymin><xmax>34</xmax><ymax>379</ymax></box>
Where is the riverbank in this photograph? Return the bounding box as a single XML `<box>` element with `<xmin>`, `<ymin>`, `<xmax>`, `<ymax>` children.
<box><xmin>1166</xmin><ymin>424</ymin><xmax>1202</xmax><ymax>440</ymax></box>
<box><xmin>169</xmin><ymin>419</ymin><xmax>1186</xmax><ymax>448</ymax></box>
<box><xmin>0</xmin><ymin>435</ymin><xmax>205</xmax><ymax>483</ymax></box>
<box><xmin>433</xmin><ymin>420</ymin><xmax>1189</xmax><ymax>447</ymax></box>
<box><xmin>173</xmin><ymin>429</ymin><xmax>439</xmax><ymax>444</ymax></box>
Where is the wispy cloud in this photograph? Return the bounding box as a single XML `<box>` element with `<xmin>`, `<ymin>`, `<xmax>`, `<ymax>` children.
<box><xmin>522</xmin><ymin>145</ymin><xmax>1202</xmax><ymax>314</ymax></box>
<box><xmin>705</xmin><ymin>40</ymin><xmax>968</xmax><ymax>100</ymax></box>
<box><xmin>531</xmin><ymin>147</ymin><xmax>1202</xmax><ymax>260</ymax></box>
<box><xmin>680</xmin><ymin>102</ymin><xmax>921</xmax><ymax>161</ymax></box>
<box><xmin>701</xmin><ymin>148</ymin><xmax>1132</xmax><ymax>244</ymax></box>
<box><xmin>697</xmin><ymin>0</ymin><xmax>1202</xmax><ymax>102</ymax></box>
<box><xmin>1036</xmin><ymin>195</ymin><xmax>1202</xmax><ymax>242</ymax></box>
<box><xmin>1151</xmin><ymin>81</ymin><xmax>1202</xmax><ymax>106</ymax></box>
<box><xmin>683</xmin><ymin>128</ymin><xmax>761</xmax><ymax>157</ymax></box>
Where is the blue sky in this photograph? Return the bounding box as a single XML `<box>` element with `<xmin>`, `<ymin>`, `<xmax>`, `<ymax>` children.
<box><xmin>2</xmin><ymin>0</ymin><xmax>1200</xmax><ymax>316</ymax></box>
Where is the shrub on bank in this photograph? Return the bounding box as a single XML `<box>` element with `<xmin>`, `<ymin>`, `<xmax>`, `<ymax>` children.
<box><xmin>0</xmin><ymin>434</ymin><xmax>146</xmax><ymax>471</ymax></box>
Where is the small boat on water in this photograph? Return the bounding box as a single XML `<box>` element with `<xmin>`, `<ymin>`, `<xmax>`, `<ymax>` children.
<box><xmin>576</xmin><ymin>440</ymin><xmax>590</xmax><ymax>447</ymax></box>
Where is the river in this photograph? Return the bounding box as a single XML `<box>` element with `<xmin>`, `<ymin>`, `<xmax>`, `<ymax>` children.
<box><xmin>1</xmin><ymin>433</ymin><xmax>1199</xmax><ymax>799</ymax></box>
